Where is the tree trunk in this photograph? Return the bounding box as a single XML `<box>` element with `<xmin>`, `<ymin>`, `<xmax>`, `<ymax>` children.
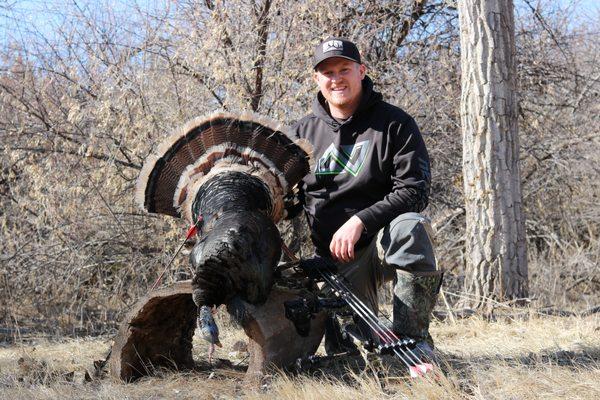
<box><xmin>457</xmin><ymin>0</ymin><xmax>528</xmax><ymax>310</ymax></box>
<box><xmin>250</xmin><ymin>0</ymin><xmax>272</xmax><ymax>112</ymax></box>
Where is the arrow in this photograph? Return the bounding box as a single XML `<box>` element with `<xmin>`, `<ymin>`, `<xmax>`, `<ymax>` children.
<box><xmin>150</xmin><ymin>215</ymin><xmax>203</xmax><ymax>290</ymax></box>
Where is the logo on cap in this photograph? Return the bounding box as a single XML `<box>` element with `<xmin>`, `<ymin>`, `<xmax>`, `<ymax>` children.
<box><xmin>323</xmin><ymin>40</ymin><xmax>343</xmax><ymax>53</ymax></box>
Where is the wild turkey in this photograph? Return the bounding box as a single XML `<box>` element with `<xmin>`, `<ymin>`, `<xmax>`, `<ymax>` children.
<box><xmin>135</xmin><ymin>112</ymin><xmax>312</xmax><ymax>313</ymax></box>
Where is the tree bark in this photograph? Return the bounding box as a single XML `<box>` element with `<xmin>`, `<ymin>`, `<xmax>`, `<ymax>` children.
<box><xmin>457</xmin><ymin>0</ymin><xmax>528</xmax><ymax>310</ymax></box>
<box><xmin>250</xmin><ymin>0</ymin><xmax>272</xmax><ymax>112</ymax></box>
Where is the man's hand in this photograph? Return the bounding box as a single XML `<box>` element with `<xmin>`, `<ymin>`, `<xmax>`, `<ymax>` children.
<box><xmin>329</xmin><ymin>215</ymin><xmax>365</xmax><ymax>263</ymax></box>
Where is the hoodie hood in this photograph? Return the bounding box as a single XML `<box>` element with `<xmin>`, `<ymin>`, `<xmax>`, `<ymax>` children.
<box><xmin>312</xmin><ymin>75</ymin><xmax>383</xmax><ymax>132</ymax></box>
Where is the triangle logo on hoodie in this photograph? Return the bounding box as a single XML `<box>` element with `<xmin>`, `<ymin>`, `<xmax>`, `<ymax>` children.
<box><xmin>315</xmin><ymin>140</ymin><xmax>370</xmax><ymax>177</ymax></box>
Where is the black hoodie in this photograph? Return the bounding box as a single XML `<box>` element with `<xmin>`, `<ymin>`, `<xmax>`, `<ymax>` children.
<box><xmin>290</xmin><ymin>76</ymin><xmax>431</xmax><ymax>255</ymax></box>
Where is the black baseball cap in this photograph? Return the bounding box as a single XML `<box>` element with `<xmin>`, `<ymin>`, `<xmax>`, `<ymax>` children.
<box><xmin>313</xmin><ymin>37</ymin><xmax>362</xmax><ymax>70</ymax></box>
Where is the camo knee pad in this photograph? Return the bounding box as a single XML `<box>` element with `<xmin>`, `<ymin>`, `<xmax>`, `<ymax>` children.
<box><xmin>392</xmin><ymin>270</ymin><xmax>443</xmax><ymax>342</ymax></box>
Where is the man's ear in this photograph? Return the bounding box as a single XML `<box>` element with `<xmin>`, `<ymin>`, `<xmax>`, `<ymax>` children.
<box><xmin>313</xmin><ymin>71</ymin><xmax>320</xmax><ymax>84</ymax></box>
<box><xmin>359</xmin><ymin>63</ymin><xmax>367</xmax><ymax>79</ymax></box>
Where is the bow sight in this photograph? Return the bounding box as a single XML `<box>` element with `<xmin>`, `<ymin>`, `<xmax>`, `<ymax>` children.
<box><xmin>284</xmin><ymin>292</ymin><xmax>347</xmax><ymax>337</ymax></box>
<box><xmin>282</xmin><ymin>256</ymin><xmax>435</xmax><ymax>378</ymax></box>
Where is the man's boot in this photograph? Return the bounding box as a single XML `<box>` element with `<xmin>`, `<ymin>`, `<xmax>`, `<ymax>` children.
<box><xmin>392</xmin><ymin>270</ymin><xmax>443</xmax><ymax>360</ymax></box>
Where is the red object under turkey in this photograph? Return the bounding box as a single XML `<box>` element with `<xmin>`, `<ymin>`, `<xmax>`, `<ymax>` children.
<box><xmin>150</xmin><ymin>215</ymin><xmax>203</xmax><ymax>290</ymax></box>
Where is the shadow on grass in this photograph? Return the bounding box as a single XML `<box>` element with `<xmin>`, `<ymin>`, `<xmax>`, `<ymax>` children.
<box><xmin>441</xmin><ymin>346</ymin><xmax>600</xmax><ymax>373</ymax></box>
<box><xmin>274</xmin><ymin>345</ymin><xmax>600</xmax><ymax>387</ymax></box>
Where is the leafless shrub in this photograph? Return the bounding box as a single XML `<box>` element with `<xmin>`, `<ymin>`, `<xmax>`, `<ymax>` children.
<box><xmin>0</xmin><ymin>0</ymin><xmax>598</xmax><ymax>334</ymax></box>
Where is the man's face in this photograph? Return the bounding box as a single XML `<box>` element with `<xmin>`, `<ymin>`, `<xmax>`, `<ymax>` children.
<box><xmin>313</xmin><ymin>58</ymin><xmax>366</xmax><ymax>110</ymax></box>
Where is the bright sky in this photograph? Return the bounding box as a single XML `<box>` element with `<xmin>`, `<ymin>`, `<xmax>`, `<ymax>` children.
<box><xmin>517</xmin><ymin>0</ymin><xmax>599</xmax><ymax>27</ymax></box>
<box><xmin>1</xmin><ymin>0</ymin><xmax>598</xmax><ymax>47</ymax></box>
<box><xmin>1</xmin><ymin>0</ymin><xmax>161</xmax><ymax>46</ymax></box>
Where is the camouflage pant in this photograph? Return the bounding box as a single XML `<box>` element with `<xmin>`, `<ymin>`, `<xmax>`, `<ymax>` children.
<box><xmin>334</xmin><ymin>212</ymin><xmax>442</xmax><ymax>341</ymax></box>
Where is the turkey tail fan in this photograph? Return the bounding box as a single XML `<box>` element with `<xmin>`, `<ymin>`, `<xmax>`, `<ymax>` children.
<box><xmin>135</xmin><ymin>111</ymin><xmax>312</xmax><ymax>222</ymax></box>
<box><xmin>135</xmin><ymin>111</ymin><xmax>312</xmax><ymax>307</ymax></box>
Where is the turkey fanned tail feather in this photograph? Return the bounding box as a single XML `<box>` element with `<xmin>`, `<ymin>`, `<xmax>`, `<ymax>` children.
<box><xmin>135</xmin><ymin>112</ymin><xmax>311</xmax><ymax>309</ymax></box>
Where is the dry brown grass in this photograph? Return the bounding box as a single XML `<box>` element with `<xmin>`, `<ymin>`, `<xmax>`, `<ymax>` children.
<box><xmin>1</xmin><ymin>312</ymin><xmax>598</xmax><ymax>399</ymax></box>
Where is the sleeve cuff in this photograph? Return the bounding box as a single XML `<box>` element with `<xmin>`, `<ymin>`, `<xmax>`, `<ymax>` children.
<box><xmin>355</xmin><ymin>209</ymin><xmax>382</xmax><ymax>235</ymax></box>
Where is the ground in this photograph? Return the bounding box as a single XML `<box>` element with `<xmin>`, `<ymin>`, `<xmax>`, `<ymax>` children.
<box><xmin>0</xmin><ymin>311</ymin><xmax>598</xmax><ymax>399</ymax></box>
